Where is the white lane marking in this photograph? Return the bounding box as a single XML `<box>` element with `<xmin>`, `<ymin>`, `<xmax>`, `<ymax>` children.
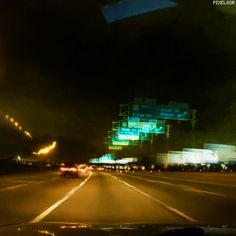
<box><xmin>30</xmin><ymin>172</ymin><xmax>92</xmax><ymax>223</ymax></box>
<box><xmin>119</xmin><ymin>174</ymin><xmax>236</xmax><ymax>199</ymax></box>
<box><xmin>133</xmin><ymin>173</ymin><xmax>236</xmax><ymax>188</ymax></box>
<box><xmin>146</xmin><ymin>180</ymin><xmax>175</xmax><ymax>186</ymax></box>
<box><xmin>183</xmin><ymin>187</ymin><xmax>236</xmax><ymax>199</ymax></box>
<box><xmin>0</xmin><ymin>177</ymin><xmax>59</xmax><ymax>192</ymax></box>
<box><xmin>109</xmin><ymin>174</ymin><xmax>198</xmax><ymax>223</ymax></box>
<box><xmin>0</xmin><ymin>174</ymin><xmax>58</xmax><ymax>182</ymax></box>
<box><xmin>0</xmin><ymin>184</ymin><xmax>28</xmax><ymax>191</ymax></box>
<box><xmin>31</xmin><ymin>177</ymin><xmax>59</xmax><ymax>185</ymax></box>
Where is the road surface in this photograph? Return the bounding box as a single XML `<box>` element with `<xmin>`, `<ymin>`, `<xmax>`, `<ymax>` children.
<box><xmin>1</xmin><ymin>170</ymin><xmax>236</xmax><ymax>225</ymax></box>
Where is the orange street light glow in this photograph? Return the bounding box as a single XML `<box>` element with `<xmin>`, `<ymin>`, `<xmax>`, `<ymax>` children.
<box><xmin>34</xmin><ymin>141</ymin><xmax>57</xmax><ymax>156</ymax></box>
<box><xmin>10</xmin><ymin>118</ymin><xmax>14</xmax><ymax>123</ymax></box>
<box><xmin>14</xmin><ymin>122</ymin><xmax>19</xmax><ymax>127</ymax></box>
<box><xmin>24</xmin><ymin>130</ymin><xmax>32</xmax><ymax>139</ymax></box>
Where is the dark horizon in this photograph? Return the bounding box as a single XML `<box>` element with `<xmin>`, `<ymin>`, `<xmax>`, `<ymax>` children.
<box><xmin>0</xmin><ymin>0</ymin><xmax>235</xmax><ymax>160</ymax></box>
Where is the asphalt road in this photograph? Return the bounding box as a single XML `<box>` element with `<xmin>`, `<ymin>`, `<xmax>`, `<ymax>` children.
<box><xmin>1</xmin><ymin>170</ymin><xmax>236</xmax><ymax>226</ymax></box>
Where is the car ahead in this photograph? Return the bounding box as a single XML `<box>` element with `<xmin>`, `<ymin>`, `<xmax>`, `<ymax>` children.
<box><xmin>60</xmin><ymin>163</ymin><xmax>91</xmax><ymax>178</ymax></box>
<box><xmin>78</xmin><ymin>164</ymin><xmax>90</xmax><ymax>178</ymax></box>
<box><xmin>60</xmin><ymin>164</ymin><xmax>81</xmax><ymax>178</ymax></box>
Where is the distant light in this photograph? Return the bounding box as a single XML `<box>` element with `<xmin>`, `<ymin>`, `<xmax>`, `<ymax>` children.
<box><xmin>24</xmin><ymin>130</ymin><xmax>32</xmax><ymax>139</ymax></box>
<box><xmin>112</xmin><ymin>140</ymin><xmax>129</xmax><ymax>146</ymax></box>
<box><xmin>14</xmin><ymin>122</ymin><xmax>19</xmax><ymax>127</ymax></box>
<box><xmin>60</xmin><ymin>167</ymin><xmax>67</xmax><ymax>171</ymax></box>
<box><xmin>5</xmin><ymin>114</ymin><xmax>9</xmax><ymax>120</ymax></box>
<box><xmin>37</xmin><ymin>230</ymin><xmax>55</xmax><ymax>236</ymax></box>
<box><xmin>19</xmin><ymin>126</ymin><xmax>22</xmax><ymax>131</ymax></box>
<box><xmin>108</xmin><ymin>145</ymin><xmax>123</xmax><ymax>150</ymax></box>
<box><xmin>118</xmin><ymin>134</ymin><xmax>139</xmax><ymax>140</ymax></box>
<box><xmin>183</xmin><ymin>148</ymin><xmax>218</xmax><ymax>164</ymax></box>
<box><xmin>204</xmin><ymin>143</ymin><xmax>236</xmax><ymax>162</ymax></box>
<box><xmin>10</xmin><ymin>118</ymin><xmax>14</xmax><ymax>123</ymax></box>
<box><xmin>33</xmin><ymin>141</ymin><xmax>57</xmax><ymax>156</ymax></box>
<box><xmin>115</xmin><ymin>157</ymin><xmax>138</xmax><ymax>164</ymax></box>
<box><xmin>17</xmin><ymin>156</ymin><xmax>21</xmax><ymax>160</ymax></box>
<box><xmin>168</xmin><ymin>151</ymin><xmax>184</xmax><ymax>164</ymax></box>
<box><xmin>89</xmin><ymin>156</ymin><xmax>137</xmax><ymax>164</ymax></box>
<box><xmin>89</xmin><ymin>154</ymin><xmax>114</xmax><ymax>164</ymax></box>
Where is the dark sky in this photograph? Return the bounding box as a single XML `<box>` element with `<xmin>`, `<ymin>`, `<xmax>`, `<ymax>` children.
<box><xmin>0</xmin><ymin>0</ymin><xmax>235</xmax><ymax>160</ymax></box>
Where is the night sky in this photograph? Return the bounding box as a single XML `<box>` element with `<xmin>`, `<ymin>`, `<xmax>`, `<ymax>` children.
<box><xmin>0</xmin><ymin>0</ymin><xmax>235</xmax><ymax>161</ymax></box>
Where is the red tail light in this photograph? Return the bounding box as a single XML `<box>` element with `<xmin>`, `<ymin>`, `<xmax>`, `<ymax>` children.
<box><xmin>60</xmin><ymin>167</ymin><xmax>67</xmax><ymax>171</ymax></box>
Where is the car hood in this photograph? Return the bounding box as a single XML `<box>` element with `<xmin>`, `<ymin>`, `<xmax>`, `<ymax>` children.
<box><xmin>0</xmin><ymin>222</ymin><xmax>236</xmax><ymax>236</ymax></box>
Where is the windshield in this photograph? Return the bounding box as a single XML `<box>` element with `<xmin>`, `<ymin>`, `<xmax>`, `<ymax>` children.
<box><xmin>0</xmin><ymin>0</ymin><xmax>236</xmax><ymax>229</ymax></box>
